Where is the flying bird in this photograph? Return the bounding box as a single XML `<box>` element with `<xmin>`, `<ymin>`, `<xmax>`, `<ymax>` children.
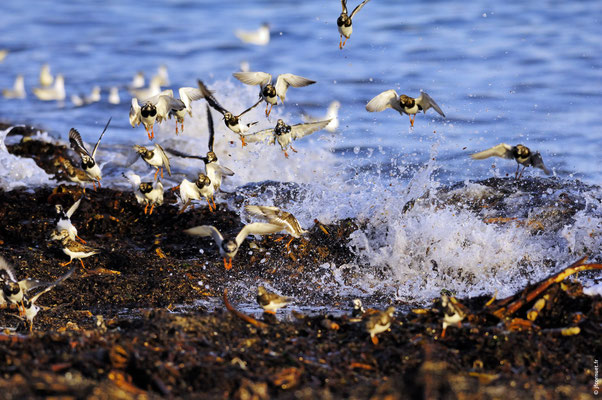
<box><xmin>168</xmin><ymin>87</ymin><xmax>203</xmax><ymax>134</ymax></box>
<box><xmin>0</xmin><ymin>256</ymin><xmax>45</xmax><ymax>316</ymax></box>
<box><xmin>471</xmin><ymin>143</ymin><xmax>552</xmax><ymax>179</ymax></box>
<box><xmin>2</xmin><ymin>75</ymin><xmax>26</xmax><ymax>99</ymax></box>
<box><xmin>123</xmin><ymin>171</ymin><xmax>164</xmax><ymax>215</ymax></box>
<box><xmin>132</xmin><ymin>143</ymin><xmax>171</xmax><ymax>180</ymax></box>
<box><xmin>365</xmin><ymin>306</ymin><xmax>395</xmax><ymax>345</ymax></box>
<box><xmin>440</xmin><ymin>294</ymin><xmax>468</xmax><ymax>338</ymax></box>
<box><xmin>69</xmin><ymin>117</ymin><xmax>112</xmax><ymax>189</ymax></box>
<box><xmin>366</xmin><ymin>90</ymin><xmax>445</xmax><ymax>127</ymax></box>
<box><xmin>233</xmin><ymin>72</ymin><xmax>315</xmax><ymax>116</ymax></box>
<box><xmin>337</xmin><ymin>0</ymin><xmax>372</xmax><ymax>49</ymax></box>
<box><xmin>129</xmin><ymin>89</ymin><xmax>182</xmax><ymax>140</ymax></box>
<box><xmin>55</xmin><ymin>196</ymin><xmax>85</xmax><ymax>244</ymax></box>
<box><xmin>235</xmin><ymin>23</ymin><xmax>270</xmax><ymax>46</ymax></box>
<box><xmin>245</xmin><ymin>205</ymin><xmax>306</xmax><ymax>252</ymax></box>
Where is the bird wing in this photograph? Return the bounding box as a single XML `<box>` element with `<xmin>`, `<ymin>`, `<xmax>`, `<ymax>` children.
<box><xmin>238</xmin><ymin>98</ymin><xmax>263</xmax><ymax>117</ymax></box>
<box><xmin>341</xmin><ymin>0</ymin><xmax>348</xmax><ymax>14</ymax></box>
<box><xmin>206</xmin><ymin>105</ymin><xmax>215</xmax><ymax>152</ymax></box>
<box><xmin>245</xmin><ymin>205</ymin><xmax>293</xmax><ymax>227</ymax></box>
<box><xmin>0</xmin><ymin>256</ymin><xmax>17</xmax><ymax>282</ymax></box>
<box><xmin>366</xmin><ymin>89</ymin><xmax>402</xmax><ymax>113</ymax></box>
<box><xmin>416</xmin><ymin>92</ymin><xmax>445</xmax><ymax>117</ymax></box>
<box><xmin>29</xmin><ymin>266</ymin><xmax>77</xmax><ymax>304</ymax></box>
<box><xmin>235</xmin><ymin>222</ymin><xmax>284</xmax><ymax>246</ymax></box>
<box><xmin>275</xmin><ymin>74</ymin><xmax>316</xmax><ymax>103</ymax></box>
<box><xmin>233</xmin><ymin>71</ymin><xmax>272</xmax><ymax>87</ymax></box>
<box><xmin>531</xmin><ymin>152</ymin><xmax>552</xmax><ymax>175</ymax></box>
<box><xmin>123</xmin><ymin>170</ymin><xmax>142</xmax><ymax>189</ymax></box>
<box><xmin>92</xmin><ymin>117</ymin><xmax>111</xmax><ymax>159</ymax></box>
<box><xmin>129</xmin><ymin>98</ymin><xmax>141</xmax><ymax>127</ymax></box>
<box><xmin>145</xmin><ymin>89</ymin><xmax>173</xmax><ymax>105</ymax></box>
<box><xmin>18</xmin><ymin>278</ymin><xmax>46</xmax><ymax>293</ymax></box>
<box><xmin>197</xmin><ymin>80</ymin><xmax>228</xmax><ymax>115</ymax></box>
<box><xmin>154</xmin><ymin>143</ymin><xmax>171</xmax><ymax>176</ymax></box>
<box><xmin>184</xmin><ymin>225</ymin><xmax>224</xmax><ymax>247</ymax></box>
<box><xmin>179</xmin><ymin>87</ymin><xmax>203</xmax><ymax>105</ymax></box>
<box><xmin>291</xmin><ymin>119</ymin><xmax>331</xmax><ymax>140</ymax></box>
<box><xmin>214</xmin><ymin>164</ymin><xmax>235</xmax><ymax>177</ymax></box>
<box><xmin>69</xmin><ymin>128</ymin><xmax>91</xmax><ymax>158</ymax></box>
<box><xmin>165</xmin><ymin>148</ymin><xmax>208</xmax><ymax>162</ymax></box>
<box><xmin>66</xmin><ymin>196</ymin><xmax>82</xmax><ymax>218</ymax></box>
<box><xmin>156</xmin><ymin>95</ymin><xmax>185</xmax><ymax>120</ymax></box>
<box><xmin>350</xmin><ymin>0</ymin><xmax>371</xmax><ymax>19</ymax></box>
<box><xmin>470</xmin><ymin>143</ymin><xmax>514</xmax><ymax>160</ymax></box>
<box><xmin>241</xmin><ymin>128</ymin><xmax>275</xmax><ymax>144</ymax></box>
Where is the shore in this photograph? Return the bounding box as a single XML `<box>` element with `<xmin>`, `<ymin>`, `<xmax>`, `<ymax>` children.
<box><xmin>0</xmin><ymin>125</ymin><xmax>599</xmax><ymax>399</ymax></box>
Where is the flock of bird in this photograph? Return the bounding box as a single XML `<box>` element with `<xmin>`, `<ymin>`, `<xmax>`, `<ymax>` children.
<box><xmin>1</xmin><ymin>0</ymin><xmax>554</xmax><ymax>341</ymax></box>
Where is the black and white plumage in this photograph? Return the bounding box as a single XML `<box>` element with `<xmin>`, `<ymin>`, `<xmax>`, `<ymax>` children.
<box><xmin>245</xmin><ymin>205</ymin><xmax>306</xmax><ymax>251</ymax></box>
<box><xmin>366</xmin><ymin>90</ymin><xmax>445</xmax><ymax>127</ymax></box>
<box><xmin>133</xmin><ymin>143</ymin><xmax>171</xmax><ymax>180</ymax></box>
<box><xmin>184</xmin><ymin>223</ymin><xmax>284</xmax><ymax>270</ymax></box>
<box><xmin>168</xmin><ymin>87</ymin><xmax>203</xmax><ymax>134</ymax></box>
<box><xmin>337</xmin><ymin>0</ymin><xmax>371</xmax><ymax>49</ymax></box>
<box><xmin>198</xmin><ymin>79</ymin><xmax>261</xmax><ymax>145</ymax></box>
<box><xmin>22</xmin><ymin>265</ymin><xmax>76</xmax><ymax>332</ymax></box>
<box><xmin>69</xmin><ymin>117</ymin><xmax>111</xmax><ymax>189</ymax></box>
<box><xmin>51</xmin><ymin>229</ymin><xmax>100</xmax><ymax>269</ymax></box>
<box><xmin>129</xmin><ymin>89</ymin><xmax>182</xmax><ymax>140</ymax></box>
<box><xmin>471</xmin><ymin>143</ymin><xmax>552</xmax><ymax>179</ymax></box>
<box><xmin>0</xmin><ymin>257</ymin><xmax>45</xmax><ymax>313</ymax></box>
<box><xmin>232</xmin><ymin>72</ymin><xmax>316</xmax><ymax>116</ymax></box>
<box><xmin>242</xmin><ymin>118</ymin><xmax>331</xmax><ymax>158</ymax></box>
<box><xmin>123</xmin><ymin>171</ymin><xmax>164</xmax><ymax>215</ymax></box>
<box><xmin>55</xmin><ymin>196</ymin><xmax>84</xmax><ymax>243</ymax></box>
<box><xmin>440</xmin><ymin>294</ymin><xmax>467</xmax><ymax>338</ymax></box>
<box><xmin>178</xmin><ymin>173</ymin><xmax>215</xmax><ymax>213</ymax></box>
<box><xmin>364</xmin><ymin>306</ymin><xmax>395</xmax><ymax>344</ymax></box>
<box><xmin>257</xmin><ymin>286</ymin><xmax>291</xmax><ymax>314</ymax></box>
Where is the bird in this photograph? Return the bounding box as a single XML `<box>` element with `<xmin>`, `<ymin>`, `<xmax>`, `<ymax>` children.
<box><xmin>55</xmin><ymin>196</ymin><xmax>86</xmax><ymax>244</ymax></box>
<box><xmin>2</xmin><ymin>75</ymin><xmax>26</xmax><ymax>99</ymax></box>
<box><xmin>440</xmin><ymin>294</ymin><xmax>468</xmax><ymax>338</ymax></box>
<box><xmin>129</xmin><ymin>75</ymin><xmax>162</xmax><ymax>100</ymax></box>
<box><xmin>123</xmin><ymin>171</ymin><xmax>164</xmax><ymax>215</ymax></box>
<box><xmin>71</xmin><ymin>86</ymin><xmax>101</xmax><ymax>107</ymax></box>
<box><xmin>39</xmin><ymin>64</ymin><xmax>53</xmax><ymax>87</ymax></box>
<box><xmin>108</xmin><ymin>86</ymin><xmax>120</xmax><ymax>105</ymax></box>
<box><xmin>0</xmin><ymin>49</ymin><xmax>8</xmax><ymax>63</ymax></box>
<box><xmin>337</xmin><ymin>0</ymin><xmax>371</xmax><ymax>49</ymax></box>
<box><xmin>366</xmin><ymin>90</ymin><xmax>445</xmax><ymax>127</ymax></box>
<box><xmin>55</xmin><ymin>157</ymin><xmax>94</xmax><ymax>191</ymax></box>
<box><xmin>364</xmin><ymin>306</ymin><xmax>395</xmax><ymax>345</ymax></box>
<box><xmin>232</xmin><ymin>72</ymin><xmax>316</xmax><ymax>117</ymax></box>
<box><xmin>33</xmin><ymin>74</ymin><xmax>65</xmax><ymax>101</ymax></box>
<box><xmin>470</xmin><ymin>143</ymin><xmax>552</xmax><ymax>179</ymax></box>
<box><xmin>129</xmin><ymin>89</ymin><xmax>183</xmax><ymax>140</ymax></box>
<box><xmin>132</xmin><ymin>143</ymin><xmax>171</xmax><ymax>180</ymax></box>
<box><xmin>245</xmin><ymin>205</ymin><xmax>307</xmax><ymax>252</ymax></box>
<box><xmin>351</xmin><ymin>298</ymin><xmax>366</xmax><ymax>318</ymax></box>
<box><xmin>22</xmin><ymin>266</ymin><xmax>76</xmax><ymax>332</ymax></box>
<box><xmin>69</xmin><ymin>117</ymin><xmax>111</xmax><ymax>189</ymax></box>
<box><xmin>235</xmin><ymin>23</ymin><xmax>270</xmax><ymax>46</ymax></box>
<box><xmin>242</xmin><ymin>118</ymin><xmax>331</xmax><ymax>158</ymax></box>
<box><xmin>177</xmin><ymin>173</ymin><xmax>215</xmax><ymax>213</ymax></box>
<box><xmin>302</xmin><ymin>100</ymin><xmax>341</xmax><ymax>132</ymax></box>
<box><xmin>129</xmin><ymin>71</ymin><xmax>145</xmax><ymax>90</ymax></box>
<box><xmin>0</xmin><ymin>256</ymin><xmax>45</xmax><ymax>316</ymax></box>
<box><xmin>257</xmin><ymin>286</ymin><xmax>291</xmax><ymax>314</ymax></box>
<box><xmin>51</xmin><ymin>229</ymin><xmax>100</xmax><ymax>269</ymax></box>
<box><xmin>168</xmin><ymin>87</ymin><xmax>203</xmax><ymax>134</ymax></box>
<box><xmin>184</xmin><ymin>223</ymin><xmax>284</xmax><ymax>270</ymax></box>
<box><xmin>198</xmin><ymin>79</ymin><xmax>261</xmax><ymax>146</ymax></box>
<box><xmin>154</xmin><ymin>65</ymin><xmax>170</xmax><ymax>86</ymax></box>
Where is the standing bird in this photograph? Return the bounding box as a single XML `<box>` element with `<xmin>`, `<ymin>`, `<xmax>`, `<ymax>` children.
<box><xmin>337</xmin><ymin>0</ymin><xmax>372</xmax><ymax>49</ymax></box>
<box><xmin>0</xmin><ymin>257</ymin><xmax>44</xmax><ymax>315</ymax></box>
<box><xmin>133</xmin><ymin>143</ymin><xmax>171</xmax><ymax>180</ymax></box>
<box><xmin>129</xmin><ymin>90</ymin><xmax>183</xmax><ymax>140</ymax></box>
<box><xmin>33</xmin><ymin>74</ymin><xmax>65</xmax><ymax>101</ymax></box>
<box><xmin>129</xmin><ymin>71</ymin><xmax>145</xmax><ymax>90</ymax></box>
<box><xmin>243</xmin><ymin>118</ymin><xmax>331</xmax><ymax>158</ymax></box>
<box><xmin>184</xmin><ymin>223</ymin><xmax>284</xmax><ymax>270</ymax></box>
<box><xmin>129</xmin><ymin>75</ymin><xmax>162</xmax><ymax>100</ymax></box>
<box><xmin>257</xmin><ymin>286</ymin><xmax>291</xmax><ymax>314</ymax></box>
<box><xmin>169</xmin><ymin>87</ymin><xmax>203</xmax><ymax>134</ymax></box>
<box><xmin>235</xmin><ymin>23</ymin><xmax>270</xmax><ymax>46</ymax></box>
<box><xmin>440</xmin><ymin>294</ymin><xmax>468</xmax><ymax>338</ymax></box>
<box><xmin>108</xmin><ymin>86</ymin><xmax>120</xmax><ymax>105</ymax></box>
<box><xmin>22</xmin><ymin>266</ymin><xmax>76</xmax><ymax>332</ymax></box>
<box><xmin>245</xmin><ymin>205</ymin><xmax>307</xmax><ymax>252</ymax></box>
<box><xmin>366</xmin><ymin>90</ymin><xmax>445</xmax><ymax>127</ymax></box>
<box><xmin>55</xmin><ymin>196</ymin><xmax>86</xmax><ymax>244</ymax></box>
<box><xmin>470</xmin><ymin>143</ymin><xmax>552</xmax><ymax>179</ymax></box>
<box><xmin>154</xmin><ymin>65</ymin><xmax>170</xmax><ymax>87</ymax></box>
<box><xmin>69</xmin><ymin>117</ymin><xmax>112</xmax><ymax>190</ymax></box>
<box><xmin>51</xmin><ymin>229</ymin><xmax>100</xmax><ymax>269</ymax></box>
<box><xmin>39</xmin><ymin>63</ymin><xmax>53</xmax><ymax>87</ymax></box>
<box><xmin>364</xmin><ymin>306</ymin><xmax>395</xmax><ymax>345</ymax></box>
<box><xmin>233</xmin><ymin>72</ymin><xmax>315</xmax><ymax>117</ymax></box>
<box><xmin>71</xmin><ymin>86</ymin><xmax>101</xmax><ymax>107</ymax></box>
<box><xmin>2</xmin><ymin>75</ymin><xmax>26</xmax><ymax>99</ymax></box>
<box><xmin>55</xmin><ymin>157</ymin><xmax>94</xmax><ymax>192</ymax></box>
<box><xmin>198</xmin><ymin>79</ymin><xmax>261</xmax><ymax>146</ymax></box>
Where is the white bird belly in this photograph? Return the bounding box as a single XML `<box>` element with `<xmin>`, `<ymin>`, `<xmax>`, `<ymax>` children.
<box><xmin>86</xmin><ymin>164</ymin><xmax>102</xmax><ymax>181</ymax></box>
<box><xmin>338</xmin><ymin>24</ymin><xmax>352</xmax><ymax>38</ymax></box>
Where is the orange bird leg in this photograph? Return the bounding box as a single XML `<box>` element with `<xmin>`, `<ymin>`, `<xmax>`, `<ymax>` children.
<box><xmin>175</xmin><ymin>122</ymin><xmax>179</xmax><ymax>135</ymax></box>
<box><xmin>154</xmin><ymin>168</ymin><xmax>160</xmax><ymax>181</ymax></box>
<box><xmin>80</xmin><ymin>259</ymin><xmax>86</xmax><ymax>269</ymax></box>
<box><xmin>342</xmin><ymin>36</ymin><xmax>348</xmax><ymax>48</ymax></box>
<box><xmin>76</xmin><ymin>235</ymin><xmax>87</xmax><ymax>244</ymax></box>
<box><xmin>211</xmin><ymin>196</ymin><xmax>216</xmax><ymax>210</ymax></box>
<box><xmin>409</xmin><ymin>114</ymin><xmax>415</xmax><ymax>127</ymax></box>
<box><xmin>515</xmin><ymin>164</ymin><xmax>520</xmax><ymax>179</ymax></box>
<box><xmin>285</xmin><ymin>237</ymin><xmax>295</xmax><ymax>252</ymax></box>
<box><xmin>223</xmin><ymin>257</ymin><xmax>232</xmax><ymax>270</ymax></box>
<box><xmin>144</xmin><ymin>203</ymin><xmax>149</xmax><ymax>215</ymax></box>
<box><xmin>60</xmin><ymin>260</ymin><xmax>73</xmax><ymax>267</ymax></box>
<box><xmin>206</xmin><ymin>198</ymin><xmax>214</xmax><ymax>212</ymax></box>
<box><xmin>240</xmin><ymin>136</ymin><xmax>247</xmax><ymax>147</ymax></box>
<box><xmin>266</xmin><ymin>104</ymin><xmax>273</xmax><ymax>117</ymax></box>
<box><xmin>284</xmin><ymin>151</ymin><xmax>289</xmax><ymax>158</ymax></box>
<box><xmin>371</xmin><ymin>336</ymin><xmax>379</xmax><ymax>345</ymax></box>
<box><xmin>274</xmin><ymin>236</ymin><xmax>285</xmax><ymax>243</ymax></box>
<box><xmin>181</xmin><ymin>121</ymin><xmax>185</xmax><ymax>133</ymax></box>
<box><xmin>289</xmin><ymin>145</ymin><xmax>298</xmax><ymax>153</ymax></box>
<box><xmin>441</xmin><ymin>327</ymin><xmax>447</xmax><ymax>339</ymax></box>
<box><xmin>160</xmin><ymin>167</ymin><xmax>164</xmax><ymax>179</ymax></box>
<box><xmin>265</xmin><ymin>103</ymin><xmax>269</xmax><ymax>115</ymax></box>
<box><xmin>149</xmin><ymin>204</ymin><xmax>155</xmax><ymax>215</ymax></box>
<box><xmin>339</xmin><ymin>35</ymin><xmax>343</xmax><ymax>50</ymax></box>
<box><xmin>171</xmin><ymin>185</ymin><xmax>180</xmax><ymax>192</ymax></box>
<box><xmin>97</xmin><ymin>180</ymin><xmax>101</xmax><ymax>189</ymax></box>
